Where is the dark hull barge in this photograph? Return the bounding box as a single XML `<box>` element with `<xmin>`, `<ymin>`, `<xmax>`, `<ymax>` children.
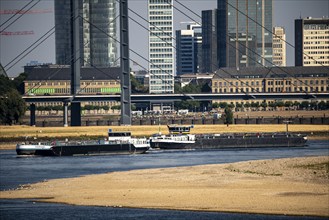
<box><xmin>154</xmin><ymin>133</ymin><xmax>307</xmax><ymax>150</ymax></box>
<box><xmin>200</xmin><ymin>133</ymin><xmax>306</xmax><ymax>149</ymax></box>
<box><xmin>16</xmin><ymin>130</ymin><xmax>150</xmax><ymax>156</ymax></box>
<box><xmin>150</xmin><ymin>125</ymin><xmax>308</xmax><ymax>150</ymax></box>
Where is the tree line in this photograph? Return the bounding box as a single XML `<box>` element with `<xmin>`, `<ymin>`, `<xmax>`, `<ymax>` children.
<box><xmin>0</xmin><ymin>74</ymin><xmax>26</xmax><ymax>125</ymax></box>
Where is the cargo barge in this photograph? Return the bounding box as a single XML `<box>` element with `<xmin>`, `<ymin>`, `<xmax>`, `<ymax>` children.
<box><xmin>16</xmin><ymin>129</ymin><xmax>150</xmax><ymax>156</ymax></box>
<box><xmin>150</xmin><ymin>125</ymin><xmax>307</xmax><ymax>150</ymax></box>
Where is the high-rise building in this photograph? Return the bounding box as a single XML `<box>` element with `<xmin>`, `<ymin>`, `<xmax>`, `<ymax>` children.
<box><xmin>295</xmin><ymin>17</ymin><xmax>329</xmax><ymax>66</ymax></box>
<box><xmin>272</xmin><ymin>27</ymin><xmax>286</xmax><ymax>66</ymax></box>
<box><xmin>176</xmin><ymin>23</ymin><xmax>202</xmax><ymax>75</ymax></box>
<box><xmin>148</xmin><ymin>0</ymin><xmax>174</xmax><ymax>94</ymax></box>
<box><xmin>201</xmin><ymin>9</ymin><xmax>218</xmax><ymax>73</ymax></box>
<box><xmin>55</xmin><ymin>0</ymin><xmax>117</xmax><ymax>67</ymax></box>
<box><xmin>213</xmin><ymin>0</ymin><xmax>273</xmax><ymax>68</ymax></box>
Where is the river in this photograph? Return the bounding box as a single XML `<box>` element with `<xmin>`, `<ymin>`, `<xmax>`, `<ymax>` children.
<box><xmin>1</xmin><ymin>140</ymin><xmax>328</xmax><ymax>220</ymax></box>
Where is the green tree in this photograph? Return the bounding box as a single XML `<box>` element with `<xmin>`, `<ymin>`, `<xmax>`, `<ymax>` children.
<box><xmin>111</xmin><ymin>105</ymin><xmax>121</xmax><ymax>110</ymax></box>
<box><xmin>224</xmin><ymin>107</ymin><xmax>234</xmax><ymax>124</ymax></box>
<box><xmin>0</xmin><ymin>76</ymin><xmax>26</xmax><ymax>125</ymax></box>
<box><xmin>131</xmin><ymin>74</ymin><xmax>148</xmax><ymax>93</ymax></box>
<box><xmin>0</xmin><ymin>89</ymin><xmax>26</xmax><ymax>125</ymax></box>
<box><xmin>260</xmin><ymin>101</ymin><xmax>267</xmax><ymax>109</ymax></box>
<box><xmin>212</xmin><ymin>102</ymin><xmax>220</xmax><ymax>109</ymax></box>
<box><xmin>300</xmin><ymin>101</ymin><xmax>310</xmax><ymax>109</ymax></box>
<box><xmin>219</xmin><ymin>102</ymin><xmax>228</xmax><ymax>108</ymax></box>
<box><xmin>102</xmin><ymin>106</ymin><xmax>110</xmax><ymax>111</ymax></box>
<box><xmin>13</xmin><ymin>73</ymin><xmax>27</xmax><ymax>94</ymax></box>
<box><xmin>235</xmin><ymin>102</ymin><xmax>243</xmax><ymax>109</ymax></box>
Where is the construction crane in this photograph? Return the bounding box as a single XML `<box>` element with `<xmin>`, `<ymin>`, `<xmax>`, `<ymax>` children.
<box><xmin>0</xmin><ymin>9</ymin><xmax>53</xmax><ymax>14</ymax></box>
<box><xmin>1</xmin><ymin>31</ymin><xmax>34</xmax><ymax>36</ymax></box>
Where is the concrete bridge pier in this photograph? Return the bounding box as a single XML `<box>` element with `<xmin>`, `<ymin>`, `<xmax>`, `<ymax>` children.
<box><xmin>63</xmin><ymin>102</ymin><xmax>69</xmax><ymax>127</ymax></box>
<box><xmin>30</xmin><ymin>103</ymin><xmax>36</xmax><ymax>126</ymax></box>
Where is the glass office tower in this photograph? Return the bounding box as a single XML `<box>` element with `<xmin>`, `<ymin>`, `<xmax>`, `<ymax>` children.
<box><xmin>55</xmin><ymin>0</ymin><xmax>117</xmax><ymax>67</ymax></box>
<box><xmin>217</xmin><ymin>0</ymin><xmax>273</xmax><ymax>68</ymax></box>
<box><xmin>201</xmin><ymin>9</ymin><xmax>218</xmax><ymax>73</ymax></box>
<box><xmin>176</xmin><ymin>23</ymin><xmax>202</xmax><ymax>75</ymax></box>
<box><xmin>148</xmin><ymin>0</ymin><xmax>174</xmax><ymax>94</ymax></box>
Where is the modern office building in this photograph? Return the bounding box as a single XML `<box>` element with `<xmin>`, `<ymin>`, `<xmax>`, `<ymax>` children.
<box><xmin>213</xmin><ymin>0</ymin><xmax>273</xmax><ymax>68</ymax></box>
<box><xmin>55</xmin><ymin>0</ymin><xmax>118</xmax><ymax>67</ymax></box>
<box><xmin>295</xmin><ymin>17</ymin><xmax>329</xmax><ymax>66</ymax></box>
<box><xmin>273</xmin><ymin>27</ymin><xmax>286</xmax><ymax>66</ymax></box>
<box><xmin>148</xmin><ymin>0</ymin><xmax>174</xmax><ymax>94</ymax></box>
<box><xmin>201</xmin><ymin>9</ymin><xmax>218</xmax><ymax>73</ymax></box>
<box><xmin>176</xmin><ymin>23</ymin><xmax>202</xmax><ymax>75</ymax></box>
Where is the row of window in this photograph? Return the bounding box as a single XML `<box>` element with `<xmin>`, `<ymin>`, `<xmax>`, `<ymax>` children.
<box><xmin>149</xmin><ymin>5</ymin><xmax>172</xmax><ymax>10</ymax></box>
<box><xmin>214</xmin><ymin>79</ymin><xmax>328</xmax><ymax>87</ymax></box>
<box><xmin>213</xmin><ymin>86</ymin><xmax>328</xmax><ymax>93</ymax></box>
<box><xmin>303</xmin><ymin>41</ymin><xmax>329</xmax><ymax>44</ymax></box>
<box><xmin>304</xmin><ymin>61</ymin><xmax>329</xmax><ymax>65</ymax></box>
<box><xmin>149</xmin><ymin>0</ymin><xmax>172</xmax><ymax>4</ymax></box>
<box><xmin>149</xmin><ymin>16</ymin><xmax>172</xmax><ymax>21</ymax></box>
<box><xmin>150</xmin><ymin>37</ymin><xmax>173</xmax><ymax>42</ymax></box>
<box><xmin>149</xmin><ymin>11</ymin><xmax>172</xmax><ymax>15</ymax></box>
<box><xmin>305</xmin><ymin>36</ymin><xmax>329</xmax><ymax>40</ymax></box>
<box><xmin>149</xmin><ymin>74</ymin><xmax>173</xmax><ymax>79</ymax></box>
<box><xmin>150</xmin><ymin>21</ymin><xmax>172</xmax><ymax>26</ymax></box>
<box><xmin>304</xmin><ymin>51</ymin><xmax>328</xmax><ymax>54</ymax></box>
<box><xmin>26</xmin><ymin>81</ymin><xmax>119</xmax><ymax>86</ymax></box>
<box><xmin>150</xmin><ymin>64</ymin><xmax>173</xmax><ymax>69</ymax></box>
<box><xmin>304</xmin><ymin>46</ymin><xmax>329</xmax><ymax>49</ymax></box>
<box><xmin>150</xmin><ymin>48</ymin><xmax>173</xmax><ymax>53</ymax></box>
<box><xmin>150</xmin><ymin>26</ymin><xmax>172</xmax><ymax>31</ymax></box>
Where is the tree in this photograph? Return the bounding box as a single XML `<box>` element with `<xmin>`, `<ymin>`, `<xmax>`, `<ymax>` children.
<box><xmin>174</xmin><ymin>100</ymin><xmax>200</xmax><ymax>111</ymax></box>
<box><xmin>0</xmin><ymin>76</ymin><xmax>26</xmax><ymax>125</ymax></box>
<box><xmin>111</xmin><ymin>105</ymin><xmax>121</xmax><ymax>110</ymax></box>
<box><xmin>102</xmin><ymin>106</ymin><xmax>110</xmax><ymax>111</ymax></box>
<box><xmin>212</xmin><ymin>102</ymin><xmax>220</xmax><ymax>109</ymax></box>
<box><xmin>300</xmin><ymin>101</ymin><xmax>310</xmax><ymax>109</ymax></box>
<box><xmin>260</xmin><ymin>101</ymin><xmax>267</xmax><ymax>110</ymax></box>
<box><xmin>131</xmin><ymin>74</ymin><xmax>148</xmax><ymax>93</ymax></box>
<box><xmin>224</xmin><ymin>107</ymin><xmax>234</xmax><ymax>124</ymax></box>
<box><xmin>0</xmin><ymin>89</ymin><xmax>26</xmax><ymax>125</ymax></box>
<box><xmin>219</xmin><ymin>102</ymin><xmax>228</xmax><ymax>109</ymax></box>
<box><xmin>13</xmin><ymin>73</ymin><xmax>27</xmax><ymax>94</ymax></box>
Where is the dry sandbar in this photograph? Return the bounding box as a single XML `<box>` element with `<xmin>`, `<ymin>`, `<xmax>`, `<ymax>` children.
<box><xmin>1</xmin><ymin>156</ymin><xmax>328</xmax><ymax>217</ymax></box>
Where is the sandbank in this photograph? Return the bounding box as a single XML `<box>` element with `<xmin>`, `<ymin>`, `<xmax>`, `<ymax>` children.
<box><xmin>1</xmin><ymin>156</ymin><xmax>328</xmax><ymax>217</ymax></box>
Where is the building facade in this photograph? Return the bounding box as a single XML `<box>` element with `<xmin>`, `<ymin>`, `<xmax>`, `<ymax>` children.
<box><xmin>148</xmin><ymin>0</ymin><xmax>174</xmax><ymax>94</ymax></box>
<box><xmin>201</xmin><ymin>9</ymin><xmax>218</xmax><ymax>73</ymax></box>
<box><xmin>215</xmin><ymin>0</ymin><xmax>273</xmax><ymax>68</ymax></box>
<box><xmin>24</xmin><ymin>65</ymin><xmax>121</xmax><ymax>96</ymax></box>
<box><xmin>295</xmin><ymin>17</ymin><xmax>329</xmax><ymax>66</ymax></box>
<box><xmin>272</xmin><ymin>27</ymin><xmax>286</xmax><ymax>66</ymax></box>
<box><xmin>211</xmin><ymin>66</ymin><xmax>328</xmax><ymax>106</ymax></box>
<box><xmin>176</xmin><ymin>23</ymin><xmax>202</xmax><ymax>75</ymax></box>
<box><xmin>55</xmin><ymin>0</ymin><xmax>118</xmax><ymax>67</ymax></box>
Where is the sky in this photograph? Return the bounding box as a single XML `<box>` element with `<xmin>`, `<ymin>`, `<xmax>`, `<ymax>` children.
<box><xmin>0</xmin><ymin>0</ymin><xmax>328</xmax><ymax>77</ymax></box>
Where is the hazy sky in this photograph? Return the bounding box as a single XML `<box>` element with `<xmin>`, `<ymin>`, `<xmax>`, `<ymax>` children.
<box><xmin>0</xmin><ymin>0</ymin><xmax>328</xmax><ymax>77</ymax></box>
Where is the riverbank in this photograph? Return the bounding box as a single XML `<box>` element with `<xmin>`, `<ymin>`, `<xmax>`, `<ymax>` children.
<box><xmin>1</xmin><ymin>156</ymin><xmax>328</xmax><ymax>217</ymax></box>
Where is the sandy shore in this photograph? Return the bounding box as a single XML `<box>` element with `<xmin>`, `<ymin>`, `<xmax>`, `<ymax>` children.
<box><xmin>1</xmin><ymin>156</ymin><xmax>328</xmax><ymax>217</ymax></box>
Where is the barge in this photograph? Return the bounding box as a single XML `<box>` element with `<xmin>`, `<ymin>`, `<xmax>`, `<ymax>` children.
<box><xmin>16</xmin><ymin>129</ymin><xmax>150</xmax><ymax>156</ymax></box>
<box><xmin>150</xmin><ymin>125</ymin><xmax>307</xmax><ymax>150</ymax></box>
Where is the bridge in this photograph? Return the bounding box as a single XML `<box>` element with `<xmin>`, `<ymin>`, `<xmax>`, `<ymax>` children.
<box><xmin>23</xmin><ymin>92</ymin><xmax>328</xmax><ymax>103</ymax></box>
<box><xmin>24</xmin><ymin>92</ymin><xmax>329</xmax><ymax>127</ymax></box>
